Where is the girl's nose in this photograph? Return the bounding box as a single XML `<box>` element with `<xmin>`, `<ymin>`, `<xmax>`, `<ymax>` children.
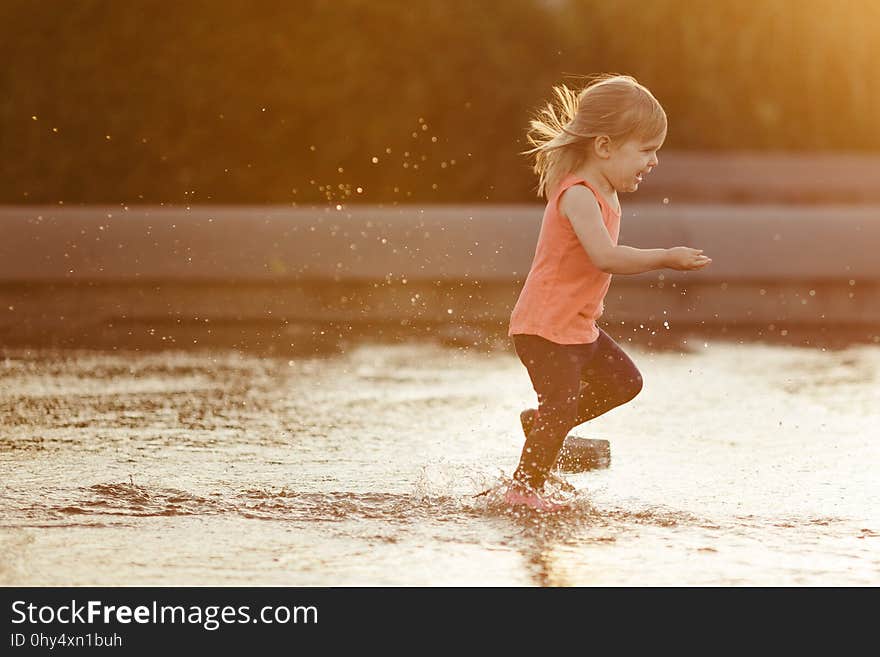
<box><xmin>649</xmin><ymin>154</ymin><xmax>659</xmax><ymax>167</ymax></box>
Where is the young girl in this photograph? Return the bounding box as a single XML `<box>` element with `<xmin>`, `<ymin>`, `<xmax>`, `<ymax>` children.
<box><xmin>506</xmin><ymin>74</ymin><xmax>712</xmax><ymax>511</ymax></box>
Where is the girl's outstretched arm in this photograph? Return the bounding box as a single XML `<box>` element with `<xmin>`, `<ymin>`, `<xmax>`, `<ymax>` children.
<box><xmin>561</xmin><ymin>186</ymin><xmax>711</xmax><ymax>274</ymax></box>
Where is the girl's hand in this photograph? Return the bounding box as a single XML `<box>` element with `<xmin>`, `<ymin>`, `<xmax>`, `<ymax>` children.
<box><xmin>666</xmin><ymin>247</ymin><xmax>712</xmax><ymax>271</ymax></box>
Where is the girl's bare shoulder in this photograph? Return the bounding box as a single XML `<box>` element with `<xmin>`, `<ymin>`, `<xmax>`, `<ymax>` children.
<box><xmin>559</xmin><ymin>184</ymin><xmax>602</xmax><ymax>222</ymax></box>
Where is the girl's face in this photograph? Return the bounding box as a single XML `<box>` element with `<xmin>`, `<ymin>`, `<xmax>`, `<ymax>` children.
<box><xmin>605</xmin><ymin>131</ymin><xmax>665</xmax><ymax>193</ymax></box>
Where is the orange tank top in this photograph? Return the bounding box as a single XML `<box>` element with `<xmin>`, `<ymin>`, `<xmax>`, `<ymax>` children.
<box><xmin>508</xmin><ymin>173</ymin><xmax>621</xmax><ymax>344</ymax></box>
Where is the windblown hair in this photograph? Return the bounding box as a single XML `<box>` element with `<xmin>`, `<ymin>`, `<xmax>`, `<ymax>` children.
<box><xmin>522</xmin><ymin>74</ymin><xmax>667</xmax><ymax>199</ymax></box>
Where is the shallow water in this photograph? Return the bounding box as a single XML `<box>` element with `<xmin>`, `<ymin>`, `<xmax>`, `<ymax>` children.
<box><xmin>1</xmin><ymin>338</ymin><xmax>878</xmax><ymax>585</ymax></box>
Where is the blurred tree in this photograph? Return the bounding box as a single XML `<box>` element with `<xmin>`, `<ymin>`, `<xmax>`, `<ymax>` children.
<box><xmin>1</xmin><ymin>0</ymin><xmax>878</xmax><ymax>204</ymax></box>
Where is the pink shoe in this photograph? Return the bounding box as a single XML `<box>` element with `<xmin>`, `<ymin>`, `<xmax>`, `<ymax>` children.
<box><xmin>504</xmin><ymin>483</ymin><xmax>568</xmax><ymax>512</ymax></box>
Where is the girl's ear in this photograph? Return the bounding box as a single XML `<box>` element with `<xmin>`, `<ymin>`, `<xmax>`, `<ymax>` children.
<box><xmin>593</xmin><ymin>135</ymin><xmax>613</xmax><ymax>159</ymax></box>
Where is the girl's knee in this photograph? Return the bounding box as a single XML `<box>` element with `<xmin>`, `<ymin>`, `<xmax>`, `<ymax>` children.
<box><xmin>628</xmin><ymin>372</ymin><xmax>644</xmax><ymax>401</ymax></box>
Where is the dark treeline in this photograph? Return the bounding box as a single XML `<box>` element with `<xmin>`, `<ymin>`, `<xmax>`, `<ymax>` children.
<box><xmin>2</xmin><ymin>0</ymin><xmax>879</xmax><ymax>204</ymax></box>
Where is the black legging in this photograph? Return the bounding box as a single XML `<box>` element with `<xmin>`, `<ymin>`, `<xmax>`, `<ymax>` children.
<box><xmin>512</xmin><ymin>329</ymin><xmax>643</xmax><ymax>490</ymax></box>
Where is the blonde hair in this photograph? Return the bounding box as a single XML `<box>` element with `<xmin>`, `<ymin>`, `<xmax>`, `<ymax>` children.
<box><xmin>522</xmin><ymin>74</ymin><xmax>667</xmax><ymax>199</ymax></box>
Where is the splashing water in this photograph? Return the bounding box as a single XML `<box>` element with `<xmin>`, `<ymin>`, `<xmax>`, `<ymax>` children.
<box><xmin>1</xmin><ymin>341</ymin><xmax>878</xmax><ymax>585</ymax></box>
